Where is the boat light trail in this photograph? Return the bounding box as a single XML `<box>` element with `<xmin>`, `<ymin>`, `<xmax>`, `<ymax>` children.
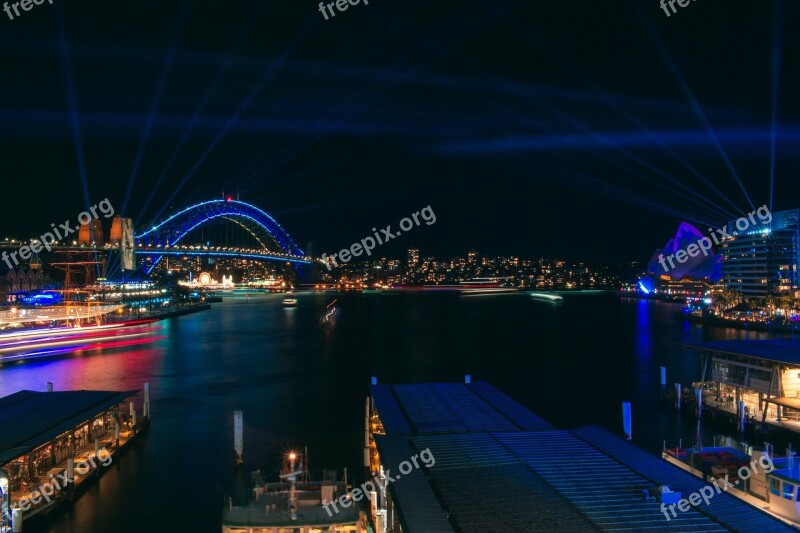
<box><xmin>0</xmin><ymin>322</ymin><xmax>164</xmax><ymax>364</ymax></box>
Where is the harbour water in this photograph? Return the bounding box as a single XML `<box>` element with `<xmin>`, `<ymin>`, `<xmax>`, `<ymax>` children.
<box><xmin>0</xmin><ymin>292</ymin><xmax>778</xmax><ymax>532</ymax></box>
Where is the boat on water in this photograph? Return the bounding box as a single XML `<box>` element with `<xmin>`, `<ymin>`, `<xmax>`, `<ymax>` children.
<box><xmin>282</xmin><ymin>297</ymin><xmax>298</xmax><ymax>307</ymax></box>
<box><xmin>221</xmin><ymin>450</ymin><xmax>364</xmax><ymax>533</ymax></box>
<box><xmin>392</xmin><ymin>277</ymin><xmax>517</xmax><ymax>294</ymax></box>
<box><xmin>529</xmin><ymin>292</ymin><xmax>564</xmax><ymax>301</ymax></box>
<box><xmin>662</xmin><ymin>437</ymin><xmax>800</xmax><ymax>527</ymax></box>
<box><xmin>319</xmin><ymin>299</ymin><xmax>339</xmax><ymax>327</ymax></box>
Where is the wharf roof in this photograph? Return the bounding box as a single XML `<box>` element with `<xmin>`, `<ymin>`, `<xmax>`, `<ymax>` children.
<box><xmin>370</xmin><ymin>381</ymin><xmax>795</xmax><ymax>532</ymax></box>
<box><xmin>0</xmin><ymin>389</ymin><xmax>139</xmax><ymax>465</ymax></box>
<box><xmin>680</xmin><ymin>338</ymin><xmax>800</xmax><ymax>366</ymax></box>
<box><xmin>369</xmin><ymin>381</ymin><xmax>553</xmax><ymax>436</ymax></box>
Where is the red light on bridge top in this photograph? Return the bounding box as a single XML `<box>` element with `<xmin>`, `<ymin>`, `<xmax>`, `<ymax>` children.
<box><xmin>226</xmin><ymin>196</ymin><xmax>233</xmax><ymax>201</ymax></box>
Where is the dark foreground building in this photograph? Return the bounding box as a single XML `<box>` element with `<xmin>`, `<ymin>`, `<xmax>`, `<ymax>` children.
<box><xmin>365</xmin><ymin>380</ymin><xmax>793</xmax><ymax>532</ymax></box>
<box><xmin>0</xmin><ymin>388</ymin><xmax>142</xmax><ymax>531</ymax></box>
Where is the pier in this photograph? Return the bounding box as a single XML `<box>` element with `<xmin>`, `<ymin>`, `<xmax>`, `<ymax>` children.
<box><xmin>0</xmin><ymin>386</ymin><xmax>149</xmax><ymax>530</ymax></box>
<box><xmin>365</xmin><ymin>379</ymin><xmax>793</xmax><ymax>532</ymax></box>
<box><xmin>681</xmin><ymin>339</ymin><xmax>800</xmax><ymax>435</ymax></box>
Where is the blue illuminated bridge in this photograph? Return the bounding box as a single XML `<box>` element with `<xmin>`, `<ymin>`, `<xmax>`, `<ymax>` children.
<box><xmin>134</xmin><ymin>199</ymin><xmax>311</xmax><ymax>266</ymax></box>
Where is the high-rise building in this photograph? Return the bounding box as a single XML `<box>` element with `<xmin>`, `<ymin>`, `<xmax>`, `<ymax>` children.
<box><xmin>407</xmin><ymin>248</ymin><xmax>419</xmax><ymax>268</ymax></box>
<box><xmin>722</xmin><ymin>209</ymin><xmax>800</xmax><ymax>297</ymax></box>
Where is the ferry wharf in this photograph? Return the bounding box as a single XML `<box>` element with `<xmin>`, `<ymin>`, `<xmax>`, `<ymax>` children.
<box><xmin>0</xmin><ymin>383</ymin><xmax>151</xmax><ymax>531</ymax></box>
<box><xmin>679</xmin><ymin>339</ymin><xmax>800</xmax><ymax>435</ymax></box>
<box><xmin>363</xmin><ymin>378</ymin><xmax>792</xmax><ymax>532</ymax></box>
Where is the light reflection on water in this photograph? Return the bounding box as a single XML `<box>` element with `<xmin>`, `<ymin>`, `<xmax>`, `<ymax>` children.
<box><xmin>0</xmin><ymin>293</ymin><xmax>779</xmax><ymax>532</ymax></box>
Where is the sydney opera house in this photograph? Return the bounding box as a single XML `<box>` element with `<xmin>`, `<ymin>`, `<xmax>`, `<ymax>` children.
<box><xmin>639</xmin><ymin>209</ymin><xmax>800</xmax><ymax>300</ymax></box>
<box><xmin>637</xmin><ymin>222</ymin><xmax>722</xmax><ymax>298</ymax></box>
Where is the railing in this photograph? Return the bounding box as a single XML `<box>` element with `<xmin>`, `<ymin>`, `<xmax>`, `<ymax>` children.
<box><xmin>663</xmin><ymin>435</ymin><xmax>753</xmax><ymax>456</ymax></box>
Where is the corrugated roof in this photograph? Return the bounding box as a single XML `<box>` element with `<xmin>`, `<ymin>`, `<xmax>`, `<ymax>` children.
<box><xmin>411</xmin><ymin>432</ymin><xmax>599</xmax><ymax>532</ymax></box>
<box><xmin>468</xmin><ymin>381</ymin><xmax>554</xmax><ymax>431</ymax></box>
<box><xmin>372</xmin><ymin>435</ymin><xmax>454</xmax><ymax>532</ymax></box>
<box><xmin>572</xmin><ymin>425</ymin><xmax>796</xmax><ymax>532</ymax></box>
<box><xmin>370</xmin><ymin>381</ymin><xmax>550</xmax><ymax>436</ymax></box>
<box><xmin>494</xmin><ymin>430</ymin><xmax>730</xmax><ymax>532</ymax></box>
<box><xmin>681</xmin><ymin>339</ymin><xmax>800</xmax><ymax>365</ymax></box>
<box><xmin>0</xmin><ymin>389</ymin><xmax>139</xmax><ymax>465</ymax></box>
<box><xmin>371</xmin><ymin>381</ymin><xmax>795</xmax><ymax>532</ymax></box>
<box><xmin>369</xmin><ymin>383</ymin><xmax>411</xmax><ymax>435</ymax></box>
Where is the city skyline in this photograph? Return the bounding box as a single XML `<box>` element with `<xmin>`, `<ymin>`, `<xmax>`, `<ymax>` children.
<box><xmin>5</xmin><ymin>3</ymin><xmax>800</xmax><ymax>532</ymax></box>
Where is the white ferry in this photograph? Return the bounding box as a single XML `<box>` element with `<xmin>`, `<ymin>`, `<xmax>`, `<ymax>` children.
<box><xmin>221</xmin><ymin>450</ymin><xmax>365</xmax><ymax>533</ymax></box>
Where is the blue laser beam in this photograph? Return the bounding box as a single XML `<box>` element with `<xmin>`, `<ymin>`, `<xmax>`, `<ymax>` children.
<box><xmin>55</xmin><ymin>4</ymin><xmax>91</xmax><ymax>211</ymax></box>
<box><xmin>506</xmin><ymin>18</ymin><xmax>741</xmax><ymax>219</ymax></box>
<box><xmin>632</xmin><ymin>0</ymin><xmax>755</xmax><ymax>212</ymax></box>
<box><xmin>149</xmin><ymin>19</ymin><xmax>318</xmax><ymax>224</ymax></box>
<box><xmin>769</xmin><ymin>0</ymin><xmax>783</xmax><ymax>216</ymax></box>
<box><xmin>121</xmin><ymin>0</ymin><xmax>189</xmax><ymax>216</ymax></box>
<box><xmin>137</xmin><ymin>1</ymin><xmax>268</xmax><ymax>225</ymax></box>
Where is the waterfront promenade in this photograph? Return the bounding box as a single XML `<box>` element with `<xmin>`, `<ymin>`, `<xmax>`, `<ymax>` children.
<box><xmin>0</xmin><ymin>388</ymin><xmax>149</xmax><ymax>528</ymax></box>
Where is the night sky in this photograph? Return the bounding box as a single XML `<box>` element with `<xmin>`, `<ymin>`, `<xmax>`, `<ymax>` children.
<box><xmin>2</xmin><ymin>0</ymin><xmax>799</xmax><ymax>263</ymax></box>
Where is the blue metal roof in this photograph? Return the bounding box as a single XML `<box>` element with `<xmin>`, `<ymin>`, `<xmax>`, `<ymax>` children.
<box><xmin>372</xmin><ymin>436</ymin><xmax>454</xmax><ymax>532</ymax></box>
<box><xmin>370</xmin><ymin>381</ymin><xmax>795</xmax><ymax>532</ymax></box>
<box><xmin>411</xmin><ymin>431</ymin><xmax>599</xmax><ymax>531</ymax></box>
<box><xmin>469</xmin><ymin>380</ymin><xmax>554</xmax><ymax>431</ymax></box>
<box><xmin>412</xmin><ymin>430</ymin><xmax>733</xmax><ymax>532</ymax></box>
<box><xmin>370</xmin><ymin>381</ymin><xmax>552</xmax><ymax>436</ymax></box>
<box><xmin>369</xmin><ymin>384</ymin><xmax>411</xmax><ymax>436</ymax></box>
<box><xmin>572</xmin><ymin>425</ymin><xmax>796</xmax><ymax>532</ymax></box>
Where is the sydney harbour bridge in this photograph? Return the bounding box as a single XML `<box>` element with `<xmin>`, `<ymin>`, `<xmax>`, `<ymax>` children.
<box><xmin>133</xmin><ymin>199</ymin><xmax>311</xmax><ymax>274</ymax></box>
<box><xmin>0</xmin><ymin>198</ymin><xmax>313</xmax><ymax>326</ymax></box>
<box><xmin>1</xmin><ymin>198</ymin><xmax>313</xmax><ymax>283</ymax></box>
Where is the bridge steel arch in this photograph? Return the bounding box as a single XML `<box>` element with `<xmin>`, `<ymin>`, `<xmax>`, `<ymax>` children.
<box><xmin>135</xmin><ymin>200</ymin><xmax>305</xmax><ymax>258</ymax></box>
